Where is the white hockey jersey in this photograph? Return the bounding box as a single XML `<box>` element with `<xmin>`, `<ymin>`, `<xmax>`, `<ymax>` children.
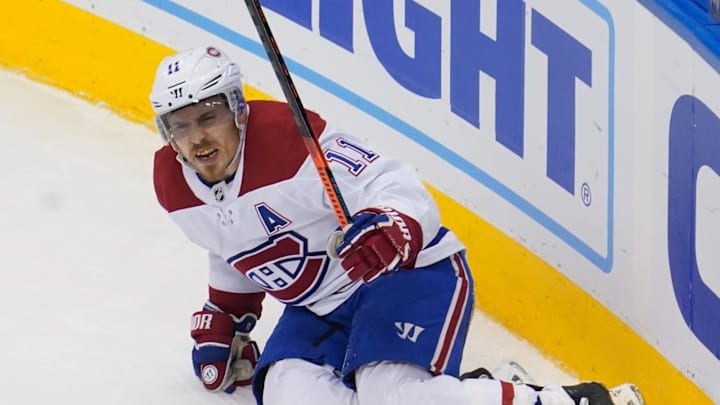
<box><xmin>153</xmin><ymin>100</ymin><xmax>465</xmax><ymax>318</ymax></box>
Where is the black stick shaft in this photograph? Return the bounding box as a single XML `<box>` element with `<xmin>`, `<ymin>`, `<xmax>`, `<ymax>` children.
<box><xmin>244</xmin><ymin>0</ymin><xmax>352</xmax><ymax>227</ymax></box>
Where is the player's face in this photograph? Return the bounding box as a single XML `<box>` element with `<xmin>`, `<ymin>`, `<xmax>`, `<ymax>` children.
<box><xmin>166</xmin><ymin>95</ymin><xmax>240</xmax><ymax>183</ymax></box>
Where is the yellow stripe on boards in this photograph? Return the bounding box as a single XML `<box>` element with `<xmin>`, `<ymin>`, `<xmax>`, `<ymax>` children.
<box><xmin>0</xmin><ymin>1</ymin><xmax>276</xmax><ymax>126</ymax></box>
<box><xmin>0</xmin><ymin>1</ymin><xmax>167</xmax><ymax>124</ymax></box>
<box><xmin>0</xmin><ymin>1</ymin><xmax>711</xmax><ymax>404</ymax></box>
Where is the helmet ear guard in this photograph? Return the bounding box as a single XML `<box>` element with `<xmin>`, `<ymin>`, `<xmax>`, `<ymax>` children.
<box><xmin>149</xmin><ymin>46</ymin><xmax>246</xmax><ymax>144</ymax></box>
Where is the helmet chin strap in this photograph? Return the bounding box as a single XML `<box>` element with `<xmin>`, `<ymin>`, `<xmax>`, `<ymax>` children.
<box><xmin>223</xmin><ymin>121</ymin><xmax>246</xmax><ymax>178</ymax></box>
<box><xmin>222</xmin><ymin>103</ymin><xmax>249</xmax><ymax>178</ymax></box>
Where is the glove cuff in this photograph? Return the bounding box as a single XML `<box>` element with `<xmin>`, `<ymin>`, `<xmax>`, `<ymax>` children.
<box><xmin>191</xmin><ymin>311</ymin><xmax>235</xmax><ymax>342</ymax></box>
<box><xmin>202</xmin><ymin>301</ymin><xmax>258</xmax><ymax>335</ymax></box>
<box><xmin>230</xmin><ymin>313</ymin><xmax>258</xmax><ymax>335</ymax></box>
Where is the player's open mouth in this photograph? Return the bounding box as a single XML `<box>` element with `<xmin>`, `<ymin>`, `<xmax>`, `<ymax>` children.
<box><xmin>195</xmin><ymin>149</ymin><xmax>218</xmax><ymax>162</ymax></box>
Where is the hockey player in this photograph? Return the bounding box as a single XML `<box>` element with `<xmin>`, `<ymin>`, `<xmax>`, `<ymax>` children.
<box><xmin>149</xmin><ymin>45</ymin><xmax>643</xmax><ymax>405</ymax></box>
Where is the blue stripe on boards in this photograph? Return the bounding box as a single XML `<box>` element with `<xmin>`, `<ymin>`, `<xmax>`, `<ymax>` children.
<box><xmin>141</xmin><ymin>0</ymin><xmax>614</xmax><ymax>271</ymax></box>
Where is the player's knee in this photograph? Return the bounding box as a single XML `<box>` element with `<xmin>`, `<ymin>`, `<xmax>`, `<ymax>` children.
<box><xmin>262</xmin><ymin>359</ymin><xmax>353</xmax><ymax>405</ymax></box>
<box><xmin>262</xmin><ymin>359</ymin><xmax>322</xmax><ymax>405</ymax></box>
<box><xmin>355</xmin><ymin>361</ymin><xmax>433</xmax><ymax>404</ymax></box>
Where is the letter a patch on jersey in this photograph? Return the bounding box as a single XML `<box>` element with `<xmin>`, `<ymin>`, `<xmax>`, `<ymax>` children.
<box><xmin>255</xmin><ymin>203</ymin><xmax>291</xmax><ymax>235</ymax></box>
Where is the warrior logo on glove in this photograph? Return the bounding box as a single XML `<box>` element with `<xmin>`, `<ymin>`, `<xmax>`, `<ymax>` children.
<box><xmin>201</xmin><ymin>365</ymin><xmax>220</xmax><ymax>384</ymax></box>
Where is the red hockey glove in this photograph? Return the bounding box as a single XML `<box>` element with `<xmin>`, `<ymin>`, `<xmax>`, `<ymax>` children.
<box><xmin>191</xmin><ymin>310</ymin><xmax>259</xmax><ymax>393</ymax></box>
<box><xmin>333</xmin><ymin>207</ymin><xmax>422</xmax><ymax>283</ymax></box>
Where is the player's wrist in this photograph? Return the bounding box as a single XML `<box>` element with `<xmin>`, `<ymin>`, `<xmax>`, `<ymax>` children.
<box><xmin>202</xmin><ymin>300</ymin><xmax>258</xmax><ymax>335</ymax></box>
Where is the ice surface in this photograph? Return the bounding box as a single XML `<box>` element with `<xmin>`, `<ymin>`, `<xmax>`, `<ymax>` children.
<box><xmin>0</xmin><ymin>69</ymin><xmax>574</xmax><ymax>404</ymax></box>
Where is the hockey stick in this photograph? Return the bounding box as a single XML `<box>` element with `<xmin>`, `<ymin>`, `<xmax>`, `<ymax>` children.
<box><xmin>243</xmin><ymin>0</ymin><xmax>352</xmax><ymax>229</ymax></box>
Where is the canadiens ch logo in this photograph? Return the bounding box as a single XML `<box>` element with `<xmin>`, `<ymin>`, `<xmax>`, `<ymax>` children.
<box><xmin>227</xmin><ymin>232</ymin><xmax>328</xmax><ymax>304</ymax></box>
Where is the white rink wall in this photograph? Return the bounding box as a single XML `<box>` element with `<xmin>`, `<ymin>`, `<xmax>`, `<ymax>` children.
<box><xmin>2</xmin><ymin>1</ymin><xmax>718</xmax><ymax>403</ymax></box>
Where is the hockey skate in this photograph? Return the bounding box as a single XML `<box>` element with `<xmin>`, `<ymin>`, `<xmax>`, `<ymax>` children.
<box><xmin>563</xmin><ymin>382</ymin><xmax>645</xmax><ymax>405</ymax></box>
<box><xmin>563</xmin><ymin>382</ymin><xmax>613</xmax><ymax>404</ymax></box>
<box><xmin>461</xmin><ymin>361</ymin><xmax>644</xmax><ymax>405</ymax></box>
<box><xmin>459</xmin><ymin>360</ymin><xmax>535</xmax><ymax>384</ymax></box>
<box><xmin>608</xmin><ymin>383</ymin><xmax>645</xmax><ymax>405</ymax></box>
<box><xmin>492</xmin><ymin>360</ymin><xmax>536</xmax><ymax>385</ymax></box>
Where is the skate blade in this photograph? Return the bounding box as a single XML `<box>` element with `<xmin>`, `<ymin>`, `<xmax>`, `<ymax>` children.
<box><xmin>492</xmin><ymin>361</ymin><xmax>536</xmax><ymax>385</ymax></box>
<box><xmin>609</xmin><ymin>383</ymin><xmax>645</xmax><ymax>405</ymax></box>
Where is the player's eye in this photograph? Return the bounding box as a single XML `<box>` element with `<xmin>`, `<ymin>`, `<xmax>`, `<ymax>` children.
<box><xmin>170</xmin><ymin>123</ymin><xmax>191</xmax><ymax>137</ymax></box>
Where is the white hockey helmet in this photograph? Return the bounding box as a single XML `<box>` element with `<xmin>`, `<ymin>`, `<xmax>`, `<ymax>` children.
<box><xmin>149</xmin><ymin>45</ymin><xmax>246</xmax><ymax>143</ymax></box>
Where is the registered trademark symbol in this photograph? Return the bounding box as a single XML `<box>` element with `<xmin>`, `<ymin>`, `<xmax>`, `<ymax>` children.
<box><xmin>581</xmin><ymin>182</ymin><xmax>592</xmax><ymax>206</ymax></box>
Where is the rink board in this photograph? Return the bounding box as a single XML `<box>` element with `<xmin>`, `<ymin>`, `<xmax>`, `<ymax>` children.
<box><xmin>0</xmin><ymin>1</ymin><xmax>714</xmax><ymax>404</ymax></box>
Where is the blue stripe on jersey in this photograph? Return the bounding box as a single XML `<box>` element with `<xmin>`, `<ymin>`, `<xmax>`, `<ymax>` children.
<box><xmin>424</xmin><ymin>226</ymin><xmax>449</xmax><ymax>249</ymax></box>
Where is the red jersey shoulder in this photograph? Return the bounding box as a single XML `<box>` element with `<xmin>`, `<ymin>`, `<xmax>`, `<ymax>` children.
<box><xmin>241</xmin><ymin>101</ymin><xmax>328</xmax><ymax>194</ymax></box>
<box><xmin>153</xmin><ymin>145</ymin><xmax>204</xmax><ymax>212</ymax></box>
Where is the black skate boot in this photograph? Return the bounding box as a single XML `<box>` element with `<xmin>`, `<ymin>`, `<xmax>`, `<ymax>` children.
<box><xmin>460</xmin><ymin>361</ymin><xmax>535</xmax><ymax>384</ymax></box>
<box><xmin>459</xmin><ymin>367</ymin><xmax>494</xmax><ymax>380</ymax></box>
<box><xmin>562</xmin><ymin>382</ymin><xmax>613</xmax><ymax>405</ymax></box>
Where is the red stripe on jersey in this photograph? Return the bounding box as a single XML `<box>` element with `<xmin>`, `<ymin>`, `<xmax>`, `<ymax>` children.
<box><xmin>266</xmin><ymin>257</ymin><xmax>324</xmax><ymax>302</ymax></box>
<box><xmin>240</xmin><ymin>101</ymin><xmax>327</xmax><ymax>196</ymax></box>
<box><xmin>430</xmin><ymin>253</ymin><xmax>471</xmax><ymax>374</ymax></box>
<box><xmin>208</xmin><ymin>286</ymin><xmax>265</xmax><ymax>318</ymax></box>
<box><xmin>234</xmin><ymin>235</ymin><xmax>303</xmax><ymax>270</ymax></box>
<box><xmin>153</xmin><ymin>145</ymin><xmax>204</xmax><ymax>212</ymax></box>
<box><xmin>500</xmin><ymin>381</ymin><xmax>515</xmax><ymax>405</ymax></box>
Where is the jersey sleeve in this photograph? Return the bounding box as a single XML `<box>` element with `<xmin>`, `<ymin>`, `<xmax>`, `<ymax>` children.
<box><xmin>318</xmin><ymin>126</ymin><xmax>441</xmax><ymax>250</ymax></box>
<box><xmin>207</xmin><ymin>251</ymin><xmax>266</xmax><ymax>318</ymax></box>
